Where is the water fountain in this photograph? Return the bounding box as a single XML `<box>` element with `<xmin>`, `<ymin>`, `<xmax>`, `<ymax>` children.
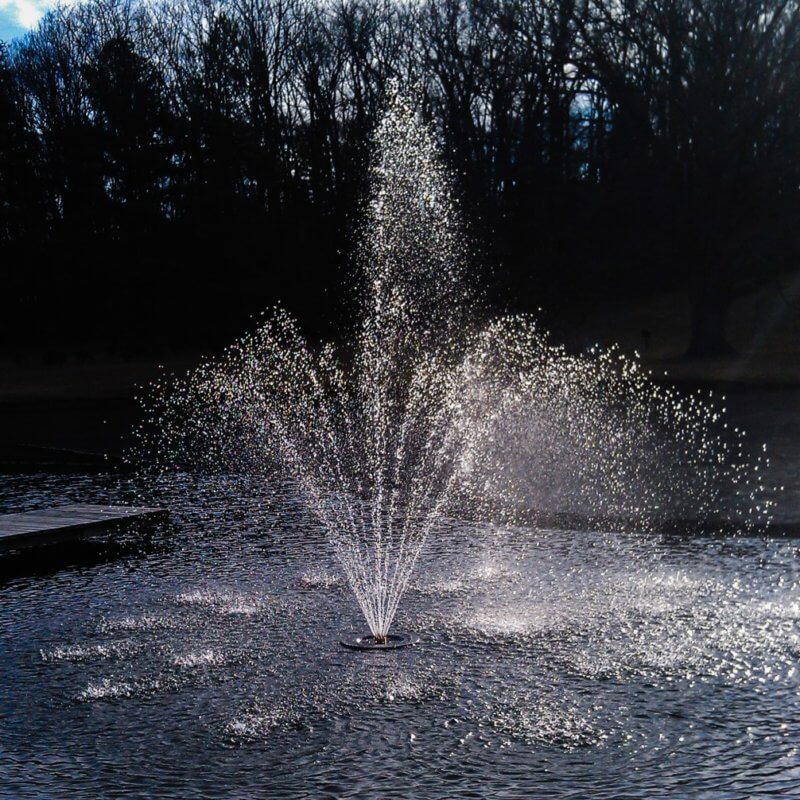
<box><xmin>136</xmin><ymin>88</ymin><xmax>775</xmax><ymax>649</ymax></box>
<box><xmin>7</xmin><ymin>87</ymin><xmax>796</xmax><ymax>800</ymax></box>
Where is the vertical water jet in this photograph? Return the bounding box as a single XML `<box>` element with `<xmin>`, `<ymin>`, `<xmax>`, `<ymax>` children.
<box><xmin>136</xmin><ymin>87</ymin><xmax>775</xmax><ymax>648</ymax></box>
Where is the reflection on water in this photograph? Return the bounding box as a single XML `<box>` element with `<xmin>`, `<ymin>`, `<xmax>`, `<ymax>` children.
<box><xmin>1</xmin><ymin>471</ymin><xmax>799</xmax><ymax>799</ymax></box>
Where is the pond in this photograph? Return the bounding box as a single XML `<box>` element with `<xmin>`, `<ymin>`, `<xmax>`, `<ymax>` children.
<box><xmin>1</xmin><ymin>446</ymin><xmax>798</xmax><ymax>799</ymax></box>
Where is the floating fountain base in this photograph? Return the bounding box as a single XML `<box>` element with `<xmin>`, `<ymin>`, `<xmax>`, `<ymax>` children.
<box><xmin>340</xmin><ymin>633</ymin><xmax>419</xmax><ymax>651</ymax></box>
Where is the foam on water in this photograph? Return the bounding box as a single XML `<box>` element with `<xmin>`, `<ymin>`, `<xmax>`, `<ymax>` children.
<box><xmin>174</xmin><ymin>588</ymin><xmax>266</xmax><ymax>616</ymax></box>
<box><xmin>225</xmin><ymin>704</ymin><xmax>304</xmax><ymax>740</ymax></box>
<box><xmin>100</xmin><ymin>613</ymin><xmax>181</xmax><ymax>633</ymax></box>
<box><xmin>296</xmin><ymin>568</ymin><xmax>343</xmax><ymax>589</ymax></box>
<box><xmin>79</xmin><ymin>674</ymin><xmax>183</xmax><ymax>702</ymax></box>
<box><xmin>80</xmin><ymin>678</ymin><xmax>137</xmax><ymax>701</ymax></box>
<box><xmin>467</xmin><ymin>607</ymin><xmax>554</xmax><ymax>638</ymax></box>
<box><xmin>40</xmin><ymin>641</ymin><xmax>140</xmax><ymax>663</ymax></box>
<box><xmin>480</xmin><ymin>689</ymin><xmax>609</xmax><ymax>749</ymax></box>
<box><xmin>381</xmin><ymin>674</ymin><xmax>425</xmax><ymax>703</ymax></box>
<box><xmin>171</xmin><ymin>648</ymin><xmax>226</xmax><ymax>668</ymax></box>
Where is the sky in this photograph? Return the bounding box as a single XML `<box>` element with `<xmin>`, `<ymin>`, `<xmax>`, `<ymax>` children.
<box><xmin>0</xmin><ymin>0</ymin><xmax>61</xmax><ymax>41</ymax></box>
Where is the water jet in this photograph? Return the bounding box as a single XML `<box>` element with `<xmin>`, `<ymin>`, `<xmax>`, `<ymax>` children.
<box><xmin>139</xmin><ymin>87</ymin><xmax>774</xmax><ymax>649</ymax></box>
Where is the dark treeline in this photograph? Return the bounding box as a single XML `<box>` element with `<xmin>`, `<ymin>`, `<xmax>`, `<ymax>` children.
<box><xmin>2</xmin><ymin>0</ymin><xmax>800</xmax><ymax>356</ymax></box>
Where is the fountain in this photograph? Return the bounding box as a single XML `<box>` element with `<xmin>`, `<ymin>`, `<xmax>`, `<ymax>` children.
<box><xmin>135</xmin><ymin>88</ymin><xmax>775</xmax><ymax>648</ymax></box>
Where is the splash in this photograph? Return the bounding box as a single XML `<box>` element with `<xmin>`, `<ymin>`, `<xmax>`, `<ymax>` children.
<box><xmin>134</xmin><ymin>89</ymin><xmax>774</xmax><ymax>641</ymax></box>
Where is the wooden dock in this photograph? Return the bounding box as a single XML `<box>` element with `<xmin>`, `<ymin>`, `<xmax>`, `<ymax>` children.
<box><xmin>0</xmin><ymin>504</ymin><xmax>167</xmax><ymax>550</ymax></box>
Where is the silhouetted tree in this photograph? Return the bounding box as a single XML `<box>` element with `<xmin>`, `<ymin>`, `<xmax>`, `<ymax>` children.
<box><xmin>581</xmin><ymin>0</ymin><xmax>800</xmax><ymax>355</ymax></box>
<box><xmin>0</xmin><ymin>42</ymin><xmax>45</xmax><ymax>243</ymax></box>
<box><xmin>84</xmin><ymin>35</ymin><xmax>169</xmax><ymax>234</ymax></box>
<box><xmin>1</xmin><ymin>0</ymin><xmax>799</xmax><ymax>354</ymax></box>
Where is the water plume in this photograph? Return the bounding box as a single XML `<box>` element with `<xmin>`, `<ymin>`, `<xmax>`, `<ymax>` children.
<box><xmin>135</xmin><ymin>88</ymin><xmax>775</xmax><ymax>641</ymax></box>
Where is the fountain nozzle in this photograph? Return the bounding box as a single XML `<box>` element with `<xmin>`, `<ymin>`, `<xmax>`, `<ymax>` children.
<box><xmin>340</xmin><ymin>633</ymin><xmax>419</xmax><ymax>651</ymax></box>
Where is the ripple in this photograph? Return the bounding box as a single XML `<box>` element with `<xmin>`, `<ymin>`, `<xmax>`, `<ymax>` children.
<box><xmin>80</xmin><ymin>678</ymin><xmax>137</xmax><ymax>701</ymax></box>
<box><xmin>41</xmin><ymin>641</ymin><xmax>140</xmax><ymax>663</ymax></box>
<box><xmin>99</xmin><ymin>613</ymin><xmax>182</xmax><ymax>633</ymax></box>
<box><xmin>79</xmin><ymin>674</ymin><xmax>182</xmax><ymax>702</ymax></box>
<box><xmin>174</xmin><ymin>588</ymin><xmax>266</xmax><ymax>616</ymax></box>
<box><xmin>415</xmin><ymin>559</ymin><xmax>521</xmax><ymax>597</ymax></box>
<box><xmin>414</xmin><ymin>576</ymin><xmax>469</xmax><ymax>596</ymax></box>
<box><xmin>469</xmin><ymin>559</ymin><xmax>522</xmax><ymax>584</ymax></box>
<box><xmin>380</xmin><ymin>675</ymin><xmax>425</xmax><ymax>703</ymax></box>
<box><xmin>479</xmin><ymin>691</ymin><xmax>610</xmax><ymax>749</ymax></box>
<box><xmin>225</xmin><ymin>703</ymin><xmax>304</xmax><ymax>740</ymax></box>
<box><xmin>466</xmin><ymin>604</ymin><xmax>566</xmax><ymax>638</ymax></box>
<box><xmin>296</xmin><ymin>568</ymin><xmax>343</xmax><ymax>589</ymax></box>
<box><xmin>171</xmin><ymin>648</ymin><xmax>227</xmax><ymax>668</ymax></box>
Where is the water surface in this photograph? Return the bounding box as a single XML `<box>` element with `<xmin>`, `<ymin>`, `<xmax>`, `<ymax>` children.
<box><xmin>2</xmin><ymin>469</ymin><xmax>798</xmax><ymax>799</ymax></box>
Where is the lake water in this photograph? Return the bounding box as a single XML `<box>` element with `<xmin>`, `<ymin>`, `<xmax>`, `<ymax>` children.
<box><xmin>1</xmin><ymin>387</ymin><xmax>799</xmax><ymax>799</ymax></box>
